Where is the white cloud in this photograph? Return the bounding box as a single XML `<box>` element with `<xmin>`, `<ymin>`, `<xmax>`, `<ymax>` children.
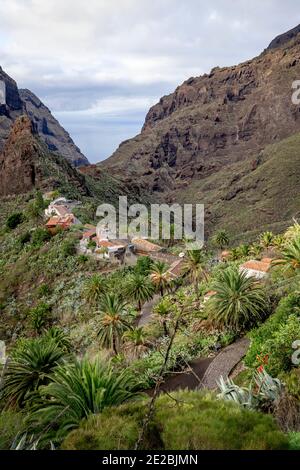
<box><xmin>0</xmin><ymin>0</ymin><xmax>299</xmax><ymax>161</ymax></box>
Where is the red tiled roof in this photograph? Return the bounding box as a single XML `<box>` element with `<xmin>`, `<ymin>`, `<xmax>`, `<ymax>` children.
<box><xmin>82</xmin><ymin>229</ymin><xmax>97</xmax><ymax>239</ymax></box>
<box><xmin>132</xmin><ymin>238</ymin><xmax>162</xmax><ymax>252</ymax></box>
<box><xmin>240</xmin><ymin>258</ymin><xmax>272</xmax><ymax>273</ymax></box>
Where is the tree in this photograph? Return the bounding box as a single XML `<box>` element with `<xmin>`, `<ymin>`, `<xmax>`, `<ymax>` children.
<box><xmin>182</xmin><ymin>250</ymin><xmax>208</xmax><ymax>299</ymax></box>
<box><xmin>150</xmin><ymin>261</ymin><xmax>172</xmax><ymax>296</ymax></box>
<box><xmin>208</xmin><ymin>267</ymin><xmax>267</xmax><ymax>331</ymax></box>
<box><xmin>29</xmin><ymin>358</ymin><xmax>139</xmax><ymax>441</ymax></box>
<box><xmin>272</xmin><ymin>237</ymin><xmax>300</xmax><ymax>273</ymax></box>
<box><xmin>259</xmin><ymin>231</ymin><xmax>274</xmax><ymax>248</ymax></box>
<box><xmin>97</xmin><ymin>294</ymin><xmax>132</xmax><ymax>354</ymax></box>
<box><xmin>0</xmin><ymin>338</ymin><xmax>65</xmax><ymax>409</ymax></box>
<box><xmin>125</xmin><ymin>272</ymin><xmax>155</xmax><ymax>314</ymax></box>
<box><xmin>123</xmin><ymin>327</ymin><xmax>149</xmax><ymax>359</ymax></box>
<box><xmin>83</xmin><ymin>274</ymin><xmax>107</xmax><ymax>305</ymax></box>
<box><xmin>6</xmin><ymin>212</ymin><xmax>23</xmax><ymax>230</ymax></box>
<box><xmin>284</xmin><ymin>220</ymin><xmax>300</xmax><ymax>242</ymax></box>
<box><xmin>213</xmin><ymin>230</ymin><xmax>230</xmax><ymax>250</ymax></box>
<box><xmin>153</xmin><ymin>298</ymin><xmax>172</xmax><ymax>336</ymax></box>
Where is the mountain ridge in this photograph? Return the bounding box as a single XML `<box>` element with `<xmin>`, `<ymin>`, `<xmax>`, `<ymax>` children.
<box><xmin>0</xmin><ymin>67</ymin><xmax>89</xmax><ymax>167</ymax></box>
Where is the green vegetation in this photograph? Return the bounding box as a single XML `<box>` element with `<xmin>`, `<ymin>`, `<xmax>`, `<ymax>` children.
<box><xmin>0</xmin><ymin>194</ymin><xmax>299</xmax><ymax>450</ymax></box>
<box><xmin>62</xmin><ymin>391</ymin><xmax>288</xmax><ymax>450</ymax></box>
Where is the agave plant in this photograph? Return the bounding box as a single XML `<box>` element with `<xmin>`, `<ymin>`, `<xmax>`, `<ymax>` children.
<box><xmin>217</xmin><ymin>369</ymin><xmax>284</xmax><ymax>411</ymax></box>
<box><xmin>29</xmin><ymin>357</ymin><xmax>140</xmax><ymax>440</ymax></box>
<box><xmin>217</xmin><ymin>376</ymin><xmax>255</xmax><ymax>408</ymax></box>
<box><xmin>254</xmin><ymin>368</ymin><xmax>284</xmax><ymax>403</ymax></box>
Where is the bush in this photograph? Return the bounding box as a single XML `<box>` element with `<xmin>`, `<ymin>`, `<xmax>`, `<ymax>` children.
<box><xmin>18</xmin><ymin>231</ymin><xmax>31</xmax><ymax>246</ymax></box>
<box><xmin>245</xmin><ymin>293</ymin><xmax>300</xmax><ymax>374</ymax></box>
<box><xmin>31</xmin><ymin>228</ymin><xmax>51</xmax><ymax>246</ymax></box>
<box><xmin>0</xmin><ymin>410</ymin><xmax>26</xmax><ymax>449</ymax></box>
<box><xmin>62</xmin><ymin>391</ymin><xmax>288</xmax><ymax>450</ymax></box>
<box><xmin>6</xmin><ymin>212</ymin><xmax>23</xmax><ymax>230</ymax></box>
<box><xmin>61</xmin><ymin>238</ymin><xmax>77</xmax><ymax>257</ymax></box>
<box><xmin>29</xmin><ymin>302</ymin><xmax>51</xmax><ymax>334</ymax></box>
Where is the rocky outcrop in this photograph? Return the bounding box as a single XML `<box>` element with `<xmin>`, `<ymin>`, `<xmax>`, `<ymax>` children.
<box><xmin>20</xmin><ymin>89</ymin><xmax>89</xmax><ymax>167</ymax></box>
<box><xmin>0</xmin><ymin>67</ymin><xmax>89</xmax><ymax>167</ymax></box>
<box><xmin>267</xmin><ymin>23</ymin><xmax>300</xmax><ymax>50</ymax></box>
<box><xmin>0</xmin><ymin>115</ymin><xmax>89</xmax><ymax>197</ymax></box>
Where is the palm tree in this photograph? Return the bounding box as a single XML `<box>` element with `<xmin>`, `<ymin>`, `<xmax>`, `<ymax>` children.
<box><xmin>272</xmin><ymin>237</ymin><xmax>300</xmax><ymax>273</ymax></box>
<box><xmin>1</xmin><ymin>338</ymin><xmax>65</xmax><ymax>408</ymax></box>
<box><xmin>249</xmin><ymin>243</ymin><xmax>263</xmax><ymax>259</ymax></box>
<box><xmin>259</xmin><ymin>231</ymin><xmax>274</xmax><ymax>248</ymax></box>
<box><xmin>29</xmin><ymin>358</ymin><xmax>140</xmax><ymax>440</ymax></box>
<box><xmin>284</xmin><ymin>220</ymin><xmax>300</xmax><ymax>242</ymax></box>
<box><xmin>236</xmin><ymin>244</ymin><xmax>250</xmax><ymax>258</ymax></box>
<box><xmin>182</xmin><ymin>250</ymin><xmax>208</xmax><ymax>299</ymax></box>
<box><xmin>208</xmin><ymin>267</ymin><xmax>267</xmax><ymax>331</ymax></box>
<box><xmin>83</xmin><ymin>274</ymin><xmax>106</xmax><ymax>305</ymax></box>
<box><xmin>123</xmin><ymin>327</ymin><xmax>149</xmax><ymax>359</ymax></box>
<box><xmin>150</xmin><ymin>261</ymin><xmax>172</xmax><ymax>296</ymax></box>
<box><xmin>125</xmin><ymin>272</ymin><xmax>155</xmax><ymax>314</ymax></box>
<box><xmin>97</xmin><ymin>293</ymin><xmax>132</xmax><ymax>354</ymax></box>
<box><xmin>153</xmin><ymin>298</ymin><xmax>172</xmax><ymax>336</ymax></box>
<box><xmin>213</xmin><ymin>229</ymin><xmax>230</xmax><ymax>250</ymax></box>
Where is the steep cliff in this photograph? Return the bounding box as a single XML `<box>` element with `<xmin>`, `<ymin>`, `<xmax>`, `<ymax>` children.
<box><xmin>0</xmin><ymin>67</ymin><xmax>89</xmax><ymax>167</ymax></box>
<box><xmin>99</xmin><ymin>27</ymin><xmax>300</xmax><ymax>236</ymax></box>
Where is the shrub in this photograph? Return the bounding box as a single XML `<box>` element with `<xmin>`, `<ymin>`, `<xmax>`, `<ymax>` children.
<box><xmin>61</xmin><ymin>238</ymin><xmax>77</xmax><ymax>257</ymax></box>
<box><xmin>6</xmin><ymin>212</ymin><xmax>23</xmax><ymax>230</ymax></box>
<box><xmin>31</xmin><ymin>228</ymin><xmax>51</xmax><ymax>246</ymax></box>
<box><xmin>29</xmin><ymin>357</ymin><xmax>141</xmax><ymax>443</ymax></box>
<box><xmin>29</xmin><ymin>302</ymin><xmax>51</xmax><ymax>334</ymax></box>
<box><xmin>0</xmin><ymin>410</ymin><xmax>26</xmax><ymax>449</ymax></box>
<box><xmin>0</xmin><ymin>338</ymin><xmax>65</xmax><ymax>408</ymax></box>
<box><xmin>62</xmin><ymin>391</ymin><xmax>288</xmax><ymax>450</ymax></box>
<box><xmin>18</xmin><ymin>231</ymin><xmax>31</xmax><ymax>246</ymax></box>
<box><xmin>245</xmin><ymin>293</ymin><xmax>300</xmax><ymax>374</ymax></box>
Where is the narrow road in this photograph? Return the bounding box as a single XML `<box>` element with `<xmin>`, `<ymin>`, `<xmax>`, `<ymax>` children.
<box><xmin>138</xmin><ymin>294</ymin><xmax>161</xmax><ymax>327</ymax></box>
<box><xmin>199</xmin><ymin>337</ymin><xmax>250</xmax><ymax>390</ymax></box>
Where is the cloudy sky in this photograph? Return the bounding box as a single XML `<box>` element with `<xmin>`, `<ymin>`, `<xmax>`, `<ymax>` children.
<box><xmin>0</xmin><ymin>0</ymin><xmax>299</xmax><ymax>162</ymax></box>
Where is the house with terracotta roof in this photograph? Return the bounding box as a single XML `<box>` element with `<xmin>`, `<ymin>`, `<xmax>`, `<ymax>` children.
<box><xmin>239</xmin><ymin>258</ymin><xmax>272</xmax><ymax>280</ymax></box>
<box><xmin>131</xmin><ymin>238</ymin><xmax>162</xmax><ymax>255</ymax></box>
<box><xmin>46</xmin><ymin>214</ymin><xmax>81</xmax><ymax>234</ymax></box>
<box><xmin>95</xmin><ymin>237</ymin><xmax>135</xmax><ymax>263</ymax></box>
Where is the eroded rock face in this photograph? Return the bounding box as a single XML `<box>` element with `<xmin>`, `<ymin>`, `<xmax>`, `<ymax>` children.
<box><xmin>20</xmin><ymin>89</ymin><xmax>89</xmax><ymax>167</ymax></box>
<box><xmin>0</xmin><ymin>67</ymin><xmax>89</xmax><ymax>167</ymax></box>
<box><xmin>100</xmin><ymin>30</ymin><xmax>300</xmax><ymax>200</ymax></box>
<box><xmin>0</xmin><ymin>115</ymin><xmax>89</xmax><ymax>197</ymax></box>
<box><xmin>0</xmin><ymin>116</ymin><xmax>40</xmax><ymax>196</ymax></box>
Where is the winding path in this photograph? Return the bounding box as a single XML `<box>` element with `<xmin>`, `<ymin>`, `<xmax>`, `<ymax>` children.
<box><xmin>199</xmin><ymin>337</ymin><xmax>250</xmax><ymax>390</ymax></box>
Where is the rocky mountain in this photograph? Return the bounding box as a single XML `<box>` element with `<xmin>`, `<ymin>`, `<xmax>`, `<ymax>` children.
<box><xmin>0</xmin><ymin>115</ymin><xmax>89</xmax><ymax>198</ymax></box>
<box><xmin>99</xmin><ymin>26</ymin><xmax>300</xmax><ymax>237</ymax></box>
<box><xmin>0</xmin><ymin>66</ymin><xmax>89</xmax><ymax>167</ymax></box>
<box><xmin>0</xmin><ymin>115</ymin><xmax>147</xmax><ymax>206</ymax></box>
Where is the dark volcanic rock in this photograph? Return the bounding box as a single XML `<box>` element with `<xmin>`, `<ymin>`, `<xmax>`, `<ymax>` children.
<box><xmin>20</xmin><ymin>89</ymin><xmax>89</xmax><ymax>167</ymax></box>
<box><xmin>0</xmin><ymin>115</ymin><xmax>89</xmax><ymax>197</ymax></box>
<box><xmin>0</xmin><ymin>67</ymin><xmax>89</xmax><ymax>167</ymax></box>
<box><xmin>267</xmin><ymin>24</ymin><xmax>300</xmax><ymax>50</ymax></box>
